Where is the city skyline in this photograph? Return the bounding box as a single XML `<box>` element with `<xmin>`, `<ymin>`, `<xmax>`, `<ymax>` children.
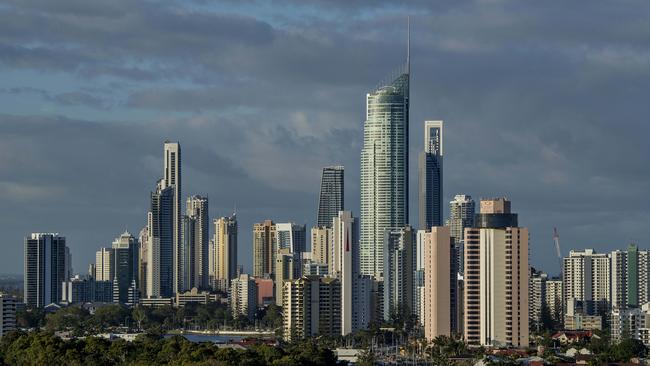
<box><xmin>1</xmin><ymin>1</ymin><xmax>650</xmax><ymax>277</ymax></box>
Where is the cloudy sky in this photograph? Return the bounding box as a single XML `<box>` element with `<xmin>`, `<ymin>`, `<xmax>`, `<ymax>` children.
<box><xmin>1</xmin><ymin>0</ymin><xmax>649</xmax><ymax>276</ymax></box>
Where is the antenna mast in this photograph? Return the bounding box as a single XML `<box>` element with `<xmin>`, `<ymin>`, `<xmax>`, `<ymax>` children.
<box><xmin>407</xmin><ymin>16</ymin><xmax>410</xmax><ymax>74</ymax></box>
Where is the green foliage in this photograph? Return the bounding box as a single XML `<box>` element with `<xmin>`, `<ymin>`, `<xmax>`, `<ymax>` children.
<box><xmin>44</xmin><ymin>306</ymin><xmax>90</xmax><ymax>335</ymax></box>
<box><xmin>428</xmin><ymin>334</ymin><xmax>469</xmax><ymax>358</ymax></box>
<box><xmin>356</xmin><ymin>348</ymin><xmax>376</xmax><ymax>366</ymax></box>
<box><xmin>0</xmin><ymin>331</ymin><xmax>338</xmax><ymax>366</ymax></box>
<box><xmin>16</xmin><ymin>308</ymin><xmax>46</xmax><ymax>328</ymax></box>
<box><xmin>539</xmin><ymin>302</ymin><xmax>557</xmax><ymax>331</ymax></box>
<box><xmin>609</xmin><ymin>338</ymin><xmax>646</xmax><ymax>362</ymax></box>
<box><xmin>260</xmin><ymin>303</ymin><xmax>283</xmax><ymax>329</ymax></box>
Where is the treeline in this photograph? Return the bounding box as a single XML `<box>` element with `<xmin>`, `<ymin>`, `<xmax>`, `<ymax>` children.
<box><xmin>0</xmin><ymin>331</ymin><xmax>338</xmax><ymax>366</ymax></box>
<box><xmin>17</xmin><ymin>302</ymin><xmax>283</xmax><ymax>335</ymax></box>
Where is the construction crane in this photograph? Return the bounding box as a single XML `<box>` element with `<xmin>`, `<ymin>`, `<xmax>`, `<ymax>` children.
<box><xmin>553</xmin><ymin>227</ymin><xmax>562</xmax><ymax>277</ymax></box>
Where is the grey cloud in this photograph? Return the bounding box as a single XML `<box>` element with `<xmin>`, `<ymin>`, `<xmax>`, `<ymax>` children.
<box><xmin>1</xmin><ymin>0</ymin><xmax>650</xmax><ymax>276</ymax></box>
<box><xmin>0</xmin><ymin>87</ymin><xmax>112</xmax><ymax>109</ymax></box>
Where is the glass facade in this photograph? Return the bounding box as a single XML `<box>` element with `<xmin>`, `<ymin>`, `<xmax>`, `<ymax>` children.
<box><xmin>360</xmin><ymin>71</ymin><xmax>409</xmax><ymax>278</ymax></box>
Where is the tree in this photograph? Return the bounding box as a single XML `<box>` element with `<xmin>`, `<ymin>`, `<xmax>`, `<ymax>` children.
<box><xmin>87</xmin><ymin>304</ymin><xmax>129</xmax><ymax>331</ymax></box>
<box><xmin>356</xmin><ymin>348</ymin><xmax>376</xmax><ymax>366</ymax></box>
<box><xmin>261</xmin><ymin>303</ymin><xmax>283</xmax><ymax>329</ymax></box>
<box><xmin>44</xmin><ymin>306</ymin><xmax>90</xmax><ymax>334</ymax></box>
<box><xmin>132</xmin><ymin>306</ymin><xmax>147</xmax><ymax>330</ymax></box>
<box><xmin>610</xmin><ymin>338</ymin><xmax>646</xmax><ymax>362</ymax></box>
<box><xmin>539</xmin><ymin>303</ymin><xmax>556</xmax><ymax>331</ymax></box>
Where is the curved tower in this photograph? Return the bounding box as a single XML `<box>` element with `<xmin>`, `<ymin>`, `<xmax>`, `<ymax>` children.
<box><xmin>360</xmin><ymin>28</ymin><xmax>410</xmax><ymax>277</ymax></box>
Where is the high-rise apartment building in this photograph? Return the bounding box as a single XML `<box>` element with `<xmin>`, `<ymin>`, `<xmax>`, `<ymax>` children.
<box><xmin>230</xmin><ymin>274</ymin><xmax>257</xmax><ymax>321</ymax></box>
<box><xmin>310</xmin><ymin>226</ymin><xmax>331</xmax><ymax>268</ymax></box>
<box><xmin>545</xmin><ymin>278</ymin><xmax>563</xmax><ymax>324</ymax></box>
<box><xmin>211</xmin><ymin>214</ymin><xmax>237</xmax><ymax>292</ymax></box>
<box><xmin>112</xmin><ymin>231</ymin><xmax>139</xmax><ymax>304</ymax></box>
<box><xmin>360</xmin><ymin>42</ymin><xmax>410</xmax><ymax>278</ymax></box>
<box><xmin>276</xmin><ymin>223</ymin><xmax>306</xmax><ymax>254</ymax></box>
<box><xmin>282</xmin><ymin>276</ymin><xmax>341</xmax><ymax>342</ymax></box>
<box><xmin>383</xmin><ymin>225</ymin><xmax>415</xmax><ymax>321</ymax></box>
<box><xmin>253</xmin><ymin>220</ymin><xmax>276</xmax><ymax>277</ymax></box>
<box><xmin>147</xmin><ymin>180</ymin><xmax>174</xmax><ymax>298</ymax></box>
<box><xmin>317</xmin><ymin>166</ymin><xmax>344</xmax><ymax>228</ymax></box>
<box><xmin>334</xmin><ymin>211</ymin><xmax>363</xmax><ymax>335</ymax></box>
<box><xmin>138</xmin><ymin>226</ymin><xmax>148</xmax><ymax>298</ymax></box>
<box><xmin>447</xmin><ymin>195</ymin><xmax>475</xmax><ymax>273</ymax></box>
<box><xmin>415</xmin><ymin>230</ymin><xmax>426</xmax><ymax>325</ymax></box>
<box><xmin>611</xmin><ymin>304</ymin><xmax>650</xmax><ymax>345</ymax></box>
<box><xmin>418</xmin><ymin>121</ymin><xmax>443</xmax><ymax>230</ymax></box>
<box><xmin>611</xmin><ymin>244</ymin><xmax>650</xmax><ymax>309</ymax></box>
<box><xmin>423</xmin><ymin>227</ymin><xmax>452</xmax><ymax>340</ymax></box>
<box><xmin>24</xmin><ymin>233</ymin><xmax>68</xmax><ymax>307</ymax></box>
<box><xmin>184</xmin><ymin>195</ymin><xmax>209</xmax><ymax>290</ymax></box>
<box><xmin>275</xmin><ymin>248</ymin><xmax>298</xmax><ymax>306</ymax></box>
<box><xmin>0</xmin><ymin>294</ymin><xmax>16</xmax><ymax>337</ymax></box>
<box><xmin>529</xmin><ymin>269</ymin><xmax>547</xmax><ymax>332</ymax></box>
<box><xmin>332</xmin><ymin>211</ymin><xmax>358</xmax><ymax>279</ymax></box>
<box><xmin>563</xmin><ymin>249</ymin><xmax>611</xmax><ymax>316</ymax></box>
<box><xmin>463</xmin><ymin>198</ymin><xmax>529</xmax><ymax>347</ymax></box>
<box><xmin>162</xmin><ymin>141</ymin><xmax>182</xmax><ymax>294</ymax></box>
<box><xmin>95</xmin><ymin>247</ymin><xmax>114</xmax><ymax>281</ymax></box>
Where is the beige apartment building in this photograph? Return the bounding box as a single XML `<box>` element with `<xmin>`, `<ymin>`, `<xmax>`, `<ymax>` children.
<box><xmin>464</xmin><ymin>198</ymin><xmax>529</xmax><ymax>348</ymax></box>
<box><xmin>423</xmin><ymin>226</ymin><xmax>451</xmax><ymax>340</ymax></box>
<box><xmin>253</xmin><ymin>220</ymin><xmax>276</xmax><ymax>277</ymax></box>
<box><xmin>282</xmin><ymin>276</ymin><xmax>341</xmax><ymax>342</ymax></box>
<box><xmin>211</xmin><ymin>214</ymin><xmax>237</xmax><ymax>291</ymax></box>
<box><xmin>310</xmin><ymin>226</ymin><xmax>331</xmax><ymax>266</ymax></box>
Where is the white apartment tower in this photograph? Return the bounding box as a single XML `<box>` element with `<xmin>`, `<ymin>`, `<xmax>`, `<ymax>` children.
<box><xmin>563</xmin><ymin>249</ymin><xmax>611</xmax><ymax>315</ymax></box>
<box><xmin>230</xmin><ymin>274</ymin><xmax>257</xmax><ymax>320</ymax></box>
<box><xmin>95</xmin><ymin>247</ymin><xmax>114</xmax><ymax>281</ymax></box>
<box><xmin>611</xmin><ymin>244</ymin><xmax>650</xmax><ymax>309</ymax></box>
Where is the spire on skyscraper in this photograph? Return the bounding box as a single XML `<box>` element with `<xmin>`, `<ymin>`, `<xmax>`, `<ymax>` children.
<box><xmin>407</xmin><ymin>16</ymin><xmax>410</xmax><ymax>75</ymax></box>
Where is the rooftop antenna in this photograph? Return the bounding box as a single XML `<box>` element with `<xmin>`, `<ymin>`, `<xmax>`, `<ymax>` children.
<box><xmin>407</xmin><ymin>16</ymin><xmax>410</xmax><ymax>74</ymax></box>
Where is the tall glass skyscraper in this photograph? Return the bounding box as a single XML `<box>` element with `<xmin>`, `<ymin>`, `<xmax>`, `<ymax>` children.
<box><xmin>111</xmin><ymin>231</ymin><xmax>139</xmax><ymax>304</ymax></box>
<box><xmin>317</xmin><ymin>166</ymin><xmax>344</xmax><ymax>228</ymax></box>
<box><xmin>360</xmin><ymin>44</ymin><xmax>410</xmax><ymax>277</ymax></box>
<box><xmin>185</xmin><ymin>195</ymin><xmax>209</xmax><ymax>290</ymax></box>
<box><xmin>147</xmin><ymin>180</ymin><xmax>174</xmax><ymax>298</ymax></box>
<box><xmin>162</xmin><ymin>141</ymin><xmax>182</xmax><ymax>294</ymax></box>
<box><xmin>24</xmin><ymin>233</ymin><xmax>68</xmax><ymax>307</ymax></box>
<box><xmin>418</xmin><ymin>120</ymin><xmax>443</xmax><ymax>230</ymax></box>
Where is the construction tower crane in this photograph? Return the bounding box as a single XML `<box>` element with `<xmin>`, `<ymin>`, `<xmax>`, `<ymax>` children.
<box><xmin>553</xmin><ymin>227</ymin><xmax>562</xmax><ymax>277</ymax></box>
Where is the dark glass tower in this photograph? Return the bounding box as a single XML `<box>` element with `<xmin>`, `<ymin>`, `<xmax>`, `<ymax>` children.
<box><xmin>418</xmin><ymin>121</ymin><xmax>443</xmax><ymax>230</ymax></box>
<box><xmin>24</xmin><ymin>233</ymin><xmax>67</xmax><ymax>307</ymax></box>
<box><xmin>151</xmin><ymin>181</ymin><xmax>174</xmax><ymax>298</ymax></box>
<box><xmin>112</xmin><ymin>231</ymin><xmax>139</xmax><ymax>304</ymax></box>
<box><xmin>317</xmin><ymin>166</ymin><xmax>344</xmax><ymax>228</ymax></box>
